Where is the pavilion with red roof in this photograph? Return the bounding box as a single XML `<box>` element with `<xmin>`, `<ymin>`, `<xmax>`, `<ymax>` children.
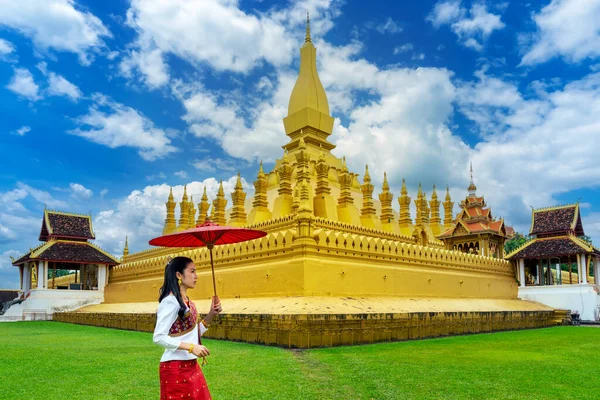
<box><xmin>506</xmin><ymin>204</ymin><xmax>600</xmax><ymax>321</ymax></box>
<box><xmin>11</xmin><ymin>209</ymin><xmax>119</xmax><ymax>297</ymax></box>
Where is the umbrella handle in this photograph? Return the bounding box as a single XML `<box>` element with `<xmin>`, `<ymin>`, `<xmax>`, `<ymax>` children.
<box><xmin>208</xmin><ymin>245</ymin><xmax>217</xmax><ymax>298</ymax></box>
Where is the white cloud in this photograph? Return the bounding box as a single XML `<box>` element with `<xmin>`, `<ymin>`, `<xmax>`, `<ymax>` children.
<box><xmin>69</xmin><ymin>94</ymin><xmax>177</xmax><ymax>161</ymax></box>
<box><xmin>375</xmin><ymin>18</ymin><xmax>403</xmax><ymax>34</ymax></box>
<box><xmin>427</xmin><ymin>1</ymin><xmax>505</xmax><ymax>51</ymax></box>
<box><xmin>100</xmin><ymin>188</ymin><xmax>109</xmax><ymax>198</ymax></box>
<box><xmin>174</xmin><ymin>170</ymin><xmax>189</xmax><ymax>179</ymax></box>
<box><xmin>0</xmin><ymin>0</ymin><xmax>111</xmax><ymax>65</ymax></box>
<box><xmin>119</xmin><ymin>47</ymin><xmax>169</xmax><ymax>88</ymax></box>
<box><xmin>69</xmin><ymin>183</ymin><xmax>93</xmax><ymax>200</ymax></box>
<box><xmin>411</xmin><ymin>53</ymin><xmax>426</xmax><ymax>61</ymax></box>
<box><xmin>427</xmin><ymin>0</ymin><xmax>463</xmax><ymax>27</ymax></box>
<box><xmin>6</xmin><ymin>67</ymin><xmax>40</xmax><ymax>101</ymax></box>
<box><xmin>120</xmin><ymin>0</ymin><xmax>338</xmax><ymax>87</ymax></box>
<box><xmin>521</xmin><ymin>0</ymin><xmax>600</xmax><ymax>65</ymax></box>
<box><xmin>0</xmin><ymin>38</ymin><xmax>15</xmax><ymax>55</ymax></box>
<box><xmin>456</xmin><ymin>71</ymin><xmax>600</xmax><ymax>239</ymax></box>
<box><xmin>393</xmin><ymin>43</ymin><xmax>414</xmax><ymax>54</ymax></box>
<box><xmin>48</xmin><ymin>72</ymin><xmax>82</xmax><ymax>100</ymax></box>
<box><xmin>12</xmin><ymin>126</ymin><xmax>31</xmax><ymax>136</ymax></box>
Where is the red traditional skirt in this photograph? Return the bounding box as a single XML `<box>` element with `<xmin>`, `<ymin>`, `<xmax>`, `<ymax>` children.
<box><xmin>159</xmin><ymin>359</ymin><xmax>211</xmax><ymax>400</ymax></box>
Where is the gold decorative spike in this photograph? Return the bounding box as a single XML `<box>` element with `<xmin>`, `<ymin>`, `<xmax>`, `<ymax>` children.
<box><xmin>443</xmin><ymin>186</ymin><xmax>454</xmax><ymax>226</ymax></box>
<box><xmin>197</xmin><ymin>187</ymin><xmax>210</xmax><ymax>225</ymax></box>
<box><xmin>188</xmin><ymin>196</ymin><xmax>196</xmax><ymax>229</ymax></box>
<box><xmin>253</xmin><ymin>161</ymin><xmax>269</xmax><ymax>209</ymax></box>
<box><xmin>379</xmin><ymin>172</ymin><xmax>394</xmax><ymax>225</ymax></box>
<box><xmin>398</xmin><ymin>178</ymin><xmax>412</xmax><ymax>227</ymax></box>
<box><xmin>177</xmin><ymin>186</ymin><xmax>190</xmax><ymax>232</ymax></box>
<box><xmin>361</xmin><ymin>165</ymin><xmax>376</xmax><ymax>218</ymax></box>
<box><xmin>430</xmin><ymin>185</ymin><xmax>441</xmax><ymax>225</ymax></box>
<box><xmin>230</xmin><ymin>173</ymin><xmax>247</xmax><ymax>227</ymax></box>
<box><xmin>122</xmin><ymin>235</ymin><xmax>129</xmax><ymax>261</ymax></box>
<box><xmin>213</xmin><ymin>181</ymin><xmax>227</xmax><ymax>225</ymax></box>
<box><xmin>315</xmin><ymin>147</ymin><xmax>331</xmax><ymax>196</ymax></box>
<box><xmin>163</xmin><ymin>187</ymin><xmax>177</xmax><ymax>235</ymax></box>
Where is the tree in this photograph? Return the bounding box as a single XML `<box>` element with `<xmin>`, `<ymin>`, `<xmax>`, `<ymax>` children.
<box><xmin>505</xmin><ymin>232</ymin><xmax>530</xmax><ymax>255</ymax></box>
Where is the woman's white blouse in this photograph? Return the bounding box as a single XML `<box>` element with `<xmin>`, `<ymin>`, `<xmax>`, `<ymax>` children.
<box><xmin>153</xmin><ymin>295</ymin><xmax>208</xmax><ymax>362</ymax></box>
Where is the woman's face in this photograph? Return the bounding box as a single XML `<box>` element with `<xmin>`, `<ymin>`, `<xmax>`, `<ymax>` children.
<box><xmin>179</xmin><ymin>262</ymin><xmax>197</xmax><ymax>289</ymax></box>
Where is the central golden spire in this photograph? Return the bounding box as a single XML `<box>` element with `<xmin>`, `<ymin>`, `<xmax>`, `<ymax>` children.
<box><xmin>283</xmin><ymin>12</ymin><xmax>334</xmax><ymax>146</ymax></box>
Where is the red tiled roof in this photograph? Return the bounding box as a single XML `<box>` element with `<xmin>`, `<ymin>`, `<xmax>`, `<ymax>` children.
<box><xmin>530</xmin><ymin>205</ymin><xmax>582</xmax><ymax>236</ymax></box>
<box><xmin>39</xmin><ymin>210</ymin><xmax>95</xmax><ymax>241</ymax></box>
<box><xmin>12</xmin><ymin>241</ymin><xmax>119</xmax><ymax>265</ymax></box>
<box><xmin>507</xmin><ymin>237</ymin><xmax>591</xmax><ymax>259</ymax></box>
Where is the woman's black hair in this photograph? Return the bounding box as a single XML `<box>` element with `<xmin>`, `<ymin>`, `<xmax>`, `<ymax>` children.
<box><xmin>158</xmin><ymin>256</ymin><xmax>194</xmax><ymax>318</ymax></box>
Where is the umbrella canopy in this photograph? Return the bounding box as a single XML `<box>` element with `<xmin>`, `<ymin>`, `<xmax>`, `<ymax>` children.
<box><xmin>149</xmin><ymin>220</ymin><xmax>267</xmax><ymax>249</ymax></box>
<box><xmin>149</xmin><ymin>220</ymin><xmax>267</xmax><ymax>297</ymax></box>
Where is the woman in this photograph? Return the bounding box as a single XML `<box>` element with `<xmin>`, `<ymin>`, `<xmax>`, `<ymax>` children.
<box><xmin>153</xmin><ymin>256</ymin><xmax>222</xmax><ymax>400</ymax></box>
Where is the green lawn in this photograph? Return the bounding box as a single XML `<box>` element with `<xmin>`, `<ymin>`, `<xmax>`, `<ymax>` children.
<box><xmin>0</xmin><ymin>322</ymin><xmax>598</xmax><ymax>399</ymax></box>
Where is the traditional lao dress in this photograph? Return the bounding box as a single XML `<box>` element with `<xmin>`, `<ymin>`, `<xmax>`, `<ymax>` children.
<box><xmin>153</xmin><ymin>294</ymin><xmax>211</xmax><ymax>400</ymax></box>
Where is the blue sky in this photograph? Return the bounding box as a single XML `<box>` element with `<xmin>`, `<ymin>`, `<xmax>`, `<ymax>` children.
<box><xmin>1</xmin><ymin>0</ymin><xmax>600</xmax><ymax>289</ymax></box>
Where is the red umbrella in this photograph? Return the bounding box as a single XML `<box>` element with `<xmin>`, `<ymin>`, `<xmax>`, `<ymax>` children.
<box><xmin>149</xmin><ymin>220</ymin><xmax>267</xmax><ymax>297</ymax></box>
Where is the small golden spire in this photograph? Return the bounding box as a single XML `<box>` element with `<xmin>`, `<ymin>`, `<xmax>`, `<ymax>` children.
<box><xmin>382</xmin><ymin>171</ymin><xmax>389</xmax><ymax>191</ymax></box>
<box><xmin>305</xmin><ymin>12</ymin><xmax>311</xmax><ymax>43</ymax></box>
<box><xmin>123</xmin><ymin>235</ymin><xmax>129</xmax><ymax>259</ymax></box>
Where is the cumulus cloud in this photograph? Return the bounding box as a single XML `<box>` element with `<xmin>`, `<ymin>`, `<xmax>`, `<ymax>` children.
<box><xmin>69</xmin><ymin>183</ymin><xmax>93</xmax><ymax>200</ymax></box>
<box><xmin>120</xmin><ymin>0</ymin><xmax>339</xmax><ymax>88</ymax></box>
<box><xmin>521</xmin><ymin>0</ymin><xmax>600</xmax><ymax>65</ymax></box>
<box><xmin>0</xmin><ymin>38</ymin><xmax>15</xmax><ymax>58</ymax></box>
<box><xmin>0</xmin><ymin>0</ymin><xmax>111</xmax><ymax>65</ymax></box>
<box><xmin>6</xmin><ymin>68</ymin><xmax>40</xmax><ymax>101</ymax></box>
<box><xmin>47</xmin><ymin>72</ymin><xmax>82</xmax><ymax>100</ymax></box>
<box><xmin>427</xmin><ymin>1</ymin><xmax>505</xmax><ymax>51</ymax></box>
<box><xmin>69</xmin><ymin>93</ymin><xmax>177</xmax><ymax>161</ymax></box>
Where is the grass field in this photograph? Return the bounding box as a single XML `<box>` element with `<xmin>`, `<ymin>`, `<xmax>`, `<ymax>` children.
<box><xmin>0</xmin><ymin>322</ymin><xmax>598</xmax><ymax>399</ymax></box>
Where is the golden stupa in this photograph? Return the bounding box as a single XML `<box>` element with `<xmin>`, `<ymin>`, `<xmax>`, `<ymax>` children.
<box><xmin>58</xmin><ymin>16</ymin><xmax>564</xmax><ymax>347</ymax></box>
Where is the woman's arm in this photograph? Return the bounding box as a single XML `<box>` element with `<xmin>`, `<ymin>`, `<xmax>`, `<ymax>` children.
<box><xmin>153</xmin><ymin>298</ymin><xmax>182</xmax><ymax>350</ymax></box>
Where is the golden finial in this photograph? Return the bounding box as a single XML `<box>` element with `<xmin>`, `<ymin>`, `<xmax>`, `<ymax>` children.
<box><xmin>305</xmin><ymin>12</ymin><xmax>311</xmax><ymax>43</ymax></box>
<box><xmin>217</xmin><ymin>180</ymin><xmax>224</xmax><ymax>196</ymax></box>
<box><xmin>445</xmin><ymin>185</ymin><xmax>451</xmax><ymax>201</ymax></box>
<box><xmin>259</xmin><ymin>160</ymin><xmax>264</xmax><ymax>175</ymax></box>
<box><xmin>364</xmin><ymin>165</ymin><xmax>371</xmax><ymax>180</ymax></box>
<box><xmin>299</xmin><ymin>137</ymin><xmax>307</xmax><ymax>149</ymax></box>
<box><xmin>382</xmin><ymin>172</ymin><xmax>389</xmax><ymax>190</ymax></box>
<box><xmin>235</xmin><ymin>172</ymin><xmax>243</xmax><ymax>189</ymax></box>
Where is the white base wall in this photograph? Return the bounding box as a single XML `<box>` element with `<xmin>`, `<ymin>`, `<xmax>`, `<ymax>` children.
<box><xmin>518</xmin><ymin>284</ymin><xmax>600</xmax><ymax>321</ymax></box>
<box><xmin>0</xmin><ymin>289</ymin><xmax>104</xmax><ymax>322</ymax></box>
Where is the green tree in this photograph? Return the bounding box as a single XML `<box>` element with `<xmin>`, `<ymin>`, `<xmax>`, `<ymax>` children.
<box><xmin>504</xmin><ymin>232</ymin><xmax>530</xmax><ymax>255</ymax></box>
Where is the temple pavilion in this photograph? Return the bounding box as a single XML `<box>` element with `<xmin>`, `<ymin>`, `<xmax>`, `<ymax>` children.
<box><xmin>506</xmin><ymin>204</ymin><xmax>600</xmax><ymax>321</ymax></box>
<box><xmin>6</xmin><ymin>209</ymin><xmax>119</xmax><ymax>320</ymax></box>
<box><xmin>437</xmin><ymin>164</ymin><xmax>514</xmax><ymax>258</ymax></box>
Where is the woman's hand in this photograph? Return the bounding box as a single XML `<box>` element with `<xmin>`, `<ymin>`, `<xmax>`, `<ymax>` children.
<box><xmin>207</xmin><ymin>295</ymin><xmax>222</xmax><ymax>317</ymax></box>
<box><xmin>192</xmin><ymin>345</ymin><xmax>210</xmax><ymax>358</ymax></box>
